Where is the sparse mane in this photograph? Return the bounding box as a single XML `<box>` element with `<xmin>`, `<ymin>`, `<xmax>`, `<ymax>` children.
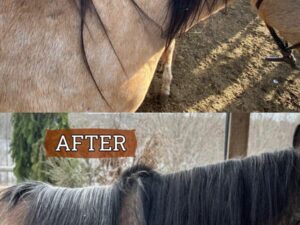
<box><xmin>165</xmin><ymin>0</ymin><xmax>228</xmax><ymax>46</ymax></box>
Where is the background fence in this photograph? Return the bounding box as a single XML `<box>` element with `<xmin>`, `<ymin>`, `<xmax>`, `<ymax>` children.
<box><xmin>0</xmin><ymin>113</ymin><xmax>14</xmax><ymax>186</ymax></box>
<box><xmin>0</xmin><ymin>113</ymin><xmax>299</xmax><ymax>186</ymax></box>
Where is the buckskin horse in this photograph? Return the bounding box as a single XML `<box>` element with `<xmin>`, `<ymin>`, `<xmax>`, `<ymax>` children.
<box><xmin>1</xmin><ymin>127</ymin><xmax>300</xmax><ymax>225</ymax></box>
<box><xmin>0</xmin><ymin>0</ymin><xmax>231</xmax><ymax>112</ymax></box>
<box><xmin>251</xmin><ymin>0</ymin><xmax>300</xmax><ymax>69</ymax></box>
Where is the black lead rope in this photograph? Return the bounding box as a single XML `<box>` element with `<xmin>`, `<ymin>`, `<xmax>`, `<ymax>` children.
<box><xmin>266</xmin><ymin>23</ymin><xmax>300</xmax><ymax>52</ymax></box>
<box><xmin>266</xmin><ymin>25</ymin><xmax>289</xmax><ymax>52</ymax></box>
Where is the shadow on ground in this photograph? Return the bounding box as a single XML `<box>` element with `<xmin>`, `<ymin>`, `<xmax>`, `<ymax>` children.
<box><xmin>138</xmin><ymin>0</ymin><xmax>300</xmax><ymax>112</ymax></box>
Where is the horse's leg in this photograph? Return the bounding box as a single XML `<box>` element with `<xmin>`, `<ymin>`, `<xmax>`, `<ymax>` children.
<box><xmin>157</xmin><ymin>43</ymin><xmax>171</xmax><ymax>73</ymax></box>
<box><xmin>157</xmin><ymin>58</ymin><xmax>165</xmax><ymax>73</ymax></box>
<box><xmin>264</xmin><ymin>26</ymin><xmax>300</xmax><ymax>69</ymax></box>
<box><xmin>160</xmin><ymin>39</ymin><xmax>176</xmax><ymax>103</ymax></box>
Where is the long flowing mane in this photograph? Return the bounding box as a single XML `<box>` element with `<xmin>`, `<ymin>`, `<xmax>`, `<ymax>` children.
<box><xmin>1</xmin><ymin>151</ymin><xmax>299</xmax><ymax>225</ymax></box>
<box><xmin>136</xmin><ymin>150</ymin><xmax>299</xmax><ymax>225</ymax></box>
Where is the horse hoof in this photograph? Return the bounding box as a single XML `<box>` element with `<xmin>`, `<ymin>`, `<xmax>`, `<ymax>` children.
<box><xmin>159</xmin><ymin>93</ymin><xmax>169</xmax><ymax>105</ymax></box>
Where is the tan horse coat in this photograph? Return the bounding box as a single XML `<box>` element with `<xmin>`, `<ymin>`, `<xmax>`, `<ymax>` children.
<box><xmin>250</xmin><ymin>0</ymin><xmax>300</xmax><ymax>51</ymax></box>
<box><xmin>0</xmin><ymin>0</ymin><xmax>230</xmax><ymax>112</ymax></box>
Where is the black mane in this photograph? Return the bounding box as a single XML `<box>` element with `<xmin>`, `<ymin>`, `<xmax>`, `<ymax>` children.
<box><xmin>1</xmin><ymin>150</ymin><xmax>299</xmax><ymax>225</ymax></box>
<box><xmin>79</xmin><ymin>0</ymin><xmax>228</xmax><ymax>56</ymax></box>
<box><xmin>165</xmin><ymin>0</ymin><xmax>228</xmax><ymax>46</ymax></box>
<box><xmin>136</xmin><ymin>150</ymin><xmax>299</xmax><ymax>225</ymax></box>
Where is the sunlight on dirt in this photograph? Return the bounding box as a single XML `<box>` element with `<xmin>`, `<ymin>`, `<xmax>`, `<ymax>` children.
<box><xmin>139</xmin><ymin>0</ymin><xmax>300</xmax><ymax>112</ymax></box>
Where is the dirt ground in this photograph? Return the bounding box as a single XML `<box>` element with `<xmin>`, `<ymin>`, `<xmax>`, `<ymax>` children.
<box><xmin>139</xmin><ymin>0</ymin><xmax>300</xmax><ymax>112</ymax></box>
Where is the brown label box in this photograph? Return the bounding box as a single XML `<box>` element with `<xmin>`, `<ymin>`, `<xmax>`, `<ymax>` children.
<box><xmin>45</xmin><ymin>129</ymin><xmax>137</xmax><ymax>158</ymax></box>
